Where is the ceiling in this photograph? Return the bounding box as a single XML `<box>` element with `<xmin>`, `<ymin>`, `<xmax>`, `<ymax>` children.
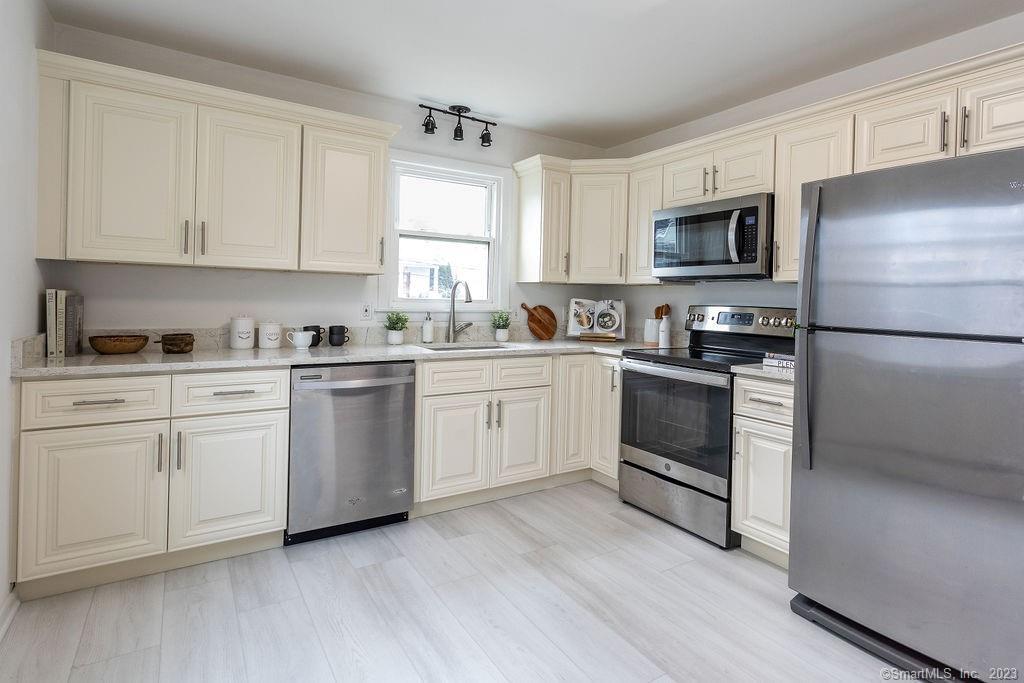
<box><xmin>43</xmin><ymin>0</ymin><xmax>1024</xmax><ymax>147</ymax></box>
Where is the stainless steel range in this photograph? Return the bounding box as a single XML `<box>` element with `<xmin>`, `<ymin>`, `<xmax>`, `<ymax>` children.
<box><xmin>618</xmin><ymin>304</ymin><xmax>795</xmax><ymax>547</ymax></box>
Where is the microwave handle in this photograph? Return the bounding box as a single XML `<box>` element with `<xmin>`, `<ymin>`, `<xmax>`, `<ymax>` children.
<box><xmin>727</xmin><ymin>209</ymin><xmax>740</xmax><ymax>263</ymax></box>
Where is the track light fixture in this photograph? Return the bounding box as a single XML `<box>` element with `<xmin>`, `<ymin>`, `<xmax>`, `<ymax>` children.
<box><xmin>418</xmin><ymin>104</ymin><xmax>498</xmax><ymax>148</ymax></box>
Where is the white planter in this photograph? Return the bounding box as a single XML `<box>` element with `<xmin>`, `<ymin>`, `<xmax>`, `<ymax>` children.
<box><xmin>494</xmin><ymin>328</ymin><xmax>510</xmax><ymax>342</ymax></box>
<box><xmin>386</xmin><ymin>329</ymin><xmax>404</xmax><ymax>345</ymax></box>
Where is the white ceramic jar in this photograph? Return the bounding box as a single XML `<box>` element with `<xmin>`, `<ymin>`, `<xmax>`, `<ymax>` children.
<box><xmin>259</xmin><ymin>321</ymin><xmax>282</xmax><ymax>349</ymax></box>
<box><xmin>229</xmin><ymin>316</ymin><xmax>255</xmax><ymax>350</ymax></box>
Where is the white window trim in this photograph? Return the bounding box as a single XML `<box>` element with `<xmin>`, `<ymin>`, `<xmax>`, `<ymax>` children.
<box><xmin>378</xmin><ymin>149</ymin><xmax>513</xmax><ymax>317</ymax></box>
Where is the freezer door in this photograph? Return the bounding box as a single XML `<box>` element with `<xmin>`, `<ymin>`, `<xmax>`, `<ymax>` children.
<box><xmin>798</xmin><ymin>148</ymin><xmax>1024</xmax><ymax>337</ymax></box>
<box><xmin>790</xmin><ymin>329</ymin><xmax>1024</xmax><ymax>673</ymax></box>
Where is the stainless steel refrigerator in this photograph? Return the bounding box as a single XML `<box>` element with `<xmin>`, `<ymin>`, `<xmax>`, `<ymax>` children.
<box><xmin>789</xmin><ymin>147</ymin><xmax>1024</xmax><ymax>678</ymax></box>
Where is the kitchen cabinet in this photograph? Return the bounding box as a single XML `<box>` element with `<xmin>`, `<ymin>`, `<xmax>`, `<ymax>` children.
<box><xmin>555</xmin><ymin>355</ymin><xmax>593</xmax><ymax>473</ymax></box>
<box><xmin>568</xmin><ymin>173</ymin><xmax>628</xmax><ymax>283</ymax></box>
<box><xmin>194</xmin><ymin>107</ymin><xmax>301</xmax><ymax>270</ymax></box>
<box><xmin>661</xmin><ymin>136</ymin><xmax>774</xmax><ymax>209</ymax></box>
<box><xmin>662</xmin><ymin>152</ymin><xmax>713</xmax><ymax>208</ymax></box>
<box><xmin>591</xmin><ymin>355</ymin><xmax>621</xmax><ymax>479</ymax></box>
<box><xmin>772</xmin><ymin>115</ymin><xmax>854</xmax><ymax>282</ymax></box>
<box><xmin>514</xmin><ymin>156</ymin><xmax>571</xmax><ymax>283</ymax></box>
<box><xmin>958</xmin><ymin>68</ymin><xmax>1024</xmax><ymax>155</ymax></box>
<box><xmin>66</xmin><ymin>82</ymin><xmax>197</xmax><ymax>265</ymax></box>
<box><xmin>731</xmin><ymin>415</ymin><xmax>793</xmax><ymax>554</ymax></box>
<box><xmin>626</xmin><ymin>166</ymin><xmax>663</xmax><ymax>283</ymax></box>
<box><xmin>490</xmin><ymin>387</ymin><xmax>551</xmax><ymax>486</ymax></box>
<box><xmin>299</xmin><ymin>125</ymin><xmax>388</xmax><ymax>273</ymax></box>
<box><xmin>18</xmin><ymin>421</ymin><xmax>170</xmax><ymax>580</ymax></box>
<box><xmin>420</xmin><ymin>392</ymin><xmax>493</xmax><ymax>501</ymax></box>
<box><xmin>168</xmin><ymin>410</ymin><xmax>289</xmax><ymax>550</ymax></box>
<box><xmin>37</xmin><ymin>76</ymin><xmax>68</xmax><ymax>260</ymax></box>
<box><xmin>854</xmin><ymin>88</ymin><xmax>957</xmax><ymax>172</ymax></box>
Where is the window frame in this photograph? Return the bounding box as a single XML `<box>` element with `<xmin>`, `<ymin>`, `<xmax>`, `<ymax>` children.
<box><xmin>380</xmin><ymin>151</ymin><xmax>511</xmax><ymax>315</ymax></box>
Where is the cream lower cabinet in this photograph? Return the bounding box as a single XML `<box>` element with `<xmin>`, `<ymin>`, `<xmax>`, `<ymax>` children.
<box><xmin>169</xmin><ymin>410</ymin><xmax>289</xmax><ymax>550</ymax></box>
<box><xmin>555</xmin><ymin>355</ymin><xmax>593</xmax><ymax>473</ymax></box>
<box><xmin>18</xmin><ymin>420</ymin><xmax>170</xmax><ymax>581</ymax></box>
<box><xmin>591</xmin><ymin>355</ymin><xmax>621</xmax><ymax>479</ymax></box>
<box><xmin>491</xmin><ymin>387</ymin><xmax>551</xmax><ymax>486</ymax></box>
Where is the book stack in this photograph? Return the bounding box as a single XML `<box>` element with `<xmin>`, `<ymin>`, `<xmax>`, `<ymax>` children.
<box><xmin>762</xmin><ymin>352</ymin><xmax>795</xmax><ymax>370</ymax></box>
<box><xmin>45</xmin><ymin>289</ymin><xmax>84</xmax><ymax>359</ymax></box>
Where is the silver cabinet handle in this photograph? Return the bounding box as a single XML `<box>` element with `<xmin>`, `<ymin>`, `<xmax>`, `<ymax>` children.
<box><xmin>774</xmin><ymin>240</ymin><xmax>781</xmax><ymax>273</ymax></box>
<box><xmin>183</xmin><ymin>219</ymin><xmax>190</xmax><ymax>255</ymax></box>
<box><xmin>379</xmin><ymin>237</ymin><xmax>385</xmax><ymax>266</ymax></box>
<box><xmin>610</xmin><ymin>367</ymin><xmax>617</xmax><ymax>392</ymax></box>
<box><xmin>940</xmin><ymin>112</ymin><xmax>949</xmax><ymax>151</ymax></box>
<box><xmin>496</xmin><ymin>400</ymin><xmax>502</xmax><ymax>428</ymax></box>
<box><xmin>712</xmin><ymin>165</ymin><xmax>718</xmax><ymax>193</ymax></box>
<box><xmin>157</xmin><ymin>432</ymin><xmax>164</xmax><ymax>472</ymax></box>
<box><xmin>72</xmin><ymin>398</ymin><xmax>126</xmax><ymax>406</ymax></box>
<box><xmin>176</xmin><ymin>431</ymin><xmax>183</xmax><ymax>470</ymax></box>
<box><xmin>618</xmin><ymin>252</ymin><xmax>624</xmax><ymax>276</ymax></box>
<box><xmin>211</xmin><ymin>389</ymin><xmax>257</xmax><ymax>396</ymax></box>
<box><xmin>702</xmin><ymin>167</ymin><xmax>708</xmax><ymax>195</ymax></box>
<box><xmin>961</xmin><ymin>106</ymin><xmax>969</xmax><ymax>149</ymax></box>
<box><xmin>485</xmin><ymin>400</ymin><xmax>492</xmax><ymax>429</ymax></box>
<box><xmin>564</xmin><ymin>252</ymin><xmax>569</xmax><ymax>275</ymax></box>
<box><xmin>201</xmin><ymin>220</ymin><xmax>207</xmax><ymax>255</ymax></box>
<box><xmin>750</xmin><ymin>396</ymin><xmax>785</xmax><ymax>407</ymax></box>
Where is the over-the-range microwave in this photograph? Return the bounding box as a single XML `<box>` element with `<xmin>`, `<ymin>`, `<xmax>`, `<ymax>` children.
<box><xmin>652</xmin><ymin>192</ymin><xmax>773</xmax><ymax>281</ymax></box>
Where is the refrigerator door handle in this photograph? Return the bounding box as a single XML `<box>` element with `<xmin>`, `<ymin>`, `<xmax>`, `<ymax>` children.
<box><xmin>796</xmin><ymin>328</ymin><xmax>813</xmax><ymax>470</ymax></box>
<box><xmin>798</xmin><ymin>184</ymin><xmax>822</xmax><ymax>324</ymax></box>
<box><xmin>796</xmin><ymin>184</ymin><xmax>821</xmax><ymax>471</ymax></box>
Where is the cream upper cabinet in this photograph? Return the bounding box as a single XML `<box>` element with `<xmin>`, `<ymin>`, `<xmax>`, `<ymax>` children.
<box><xmin>194</xmin><ymin>107</ymin><xmax>301</xmax><ymax>270</ymax></box>
<box><xmin>18</xmin><ymin>420</ymin><xmax>170</xmax><ymax>581</ymax></box>
<box><xmin>626</xmin><ymin>166</ymin><xmax>663</xmax><ymax>284</ymax></box>
<box><xmin>168</xmin><ymin>410</ymin><xmax>288</xmax><ymax>550</ymax></box>
<box><xmin>491</xmin><ymin>387</ymin><xmax>551</xmax><ymax>487</ymax></box>
<box><xmin>300</xmin><ymin>125</ymin><xmax>387</xmax><ymax>273</ymax></box>
<box><xmin>712</xmin><ymin>136</ymin><xmax>775</xmax><ymax>199</ymax></box>
<box><xmin>958</xmin><ymin>68</ymin><xmax>1024</xmax><ymax>155</ymax></box>
<box><xmin>67</xmin><ymin>82</ymin><xmax>197</xmax><ymax>265</ymax></box>
<box><xmin>591</xmin><ymin>355</ymin><xmax>621</xmax><ymax>480</ymax></box>
<box><xmin>773</xmin><ymin>115</ymin><xmax>854</xmax><ymax>282</ymax></box>
<box><xmin>662</xmin><ymin>152</ymin><xmax>713</xmax><ymax>208</ymax></box>
<box><xmin>419</xmin><ymin>392</ymin><xmax>492</xmax><ymax>501</ymax></box>
<box><xmin>569</xmin><ymin>173</ymin><xmax>628</xmax><ymax>284</ymax></box>
<box><xmin>539</xmin><ymin>169</ymin><xmax>572</xmax><ymax>282</ymax></box>
<box><xmin>555</xmin><ymin>355</ymin><xmax>593</xmax><ymax>473</ymax></box>
<box><xmin>732</xmin><ymin>415</ymin><xmax>793</xmax><ymax>554</ymax></box>
<box><xmin>855</xmin><ymin>89</ymin><xmax>957</xmax><ymax>172</ymax></box>
<box><xmin>514</xmin><ymin>156</ymin><xmax>571</xmax><ymax>283</ymax></box>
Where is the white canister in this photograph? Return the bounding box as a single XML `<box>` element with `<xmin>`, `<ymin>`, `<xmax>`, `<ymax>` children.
<box><xmin>229</xmin><ymin>316</ymin><xmax>255</xmax><ymax>350</ymax></box>
<box><xmin>258</xmin><ymin>321</ymin><xmax>282</xmax><ymax>349</ymax></box>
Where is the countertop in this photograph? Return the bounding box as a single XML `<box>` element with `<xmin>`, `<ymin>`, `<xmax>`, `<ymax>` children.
<box><xmin>13</xmin><ymin>340</ymin><xmax>632</xmax><ymax>379</ymax></box>
<box><xmin>732</xmin><ymin>363</ymin><xmax>795</xmax><ymax>383</ymax></box>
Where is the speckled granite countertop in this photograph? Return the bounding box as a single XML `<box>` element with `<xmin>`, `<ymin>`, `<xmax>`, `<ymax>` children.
<box><xmin>732</xmin><ymin>363</ymin><xmax>795</xmax><ymax>383</ymax></box>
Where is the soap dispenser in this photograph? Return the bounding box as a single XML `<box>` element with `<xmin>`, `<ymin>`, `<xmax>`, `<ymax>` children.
<box><xmin>422</xmin><ymin>312</ymin><xmax>434</xmax><ymax>343</ymax></box>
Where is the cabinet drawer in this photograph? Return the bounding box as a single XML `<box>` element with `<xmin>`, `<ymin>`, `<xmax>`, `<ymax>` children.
<box><xmin>421</xmin><ymin>359</ymin><xmax>493</xmax><ymax>396</ymax></box>
<box><xmin>733</xmin><ymin>377</ymin><xmax>794</xmax><ymax>425</ymax></box>
<box><xmin>171</xmin><ymin>370</ymin><xmax>290</xmax><ymax>416</ymax></box>
<box><xmin>492</xmin><ymin>356</ymin><xmax>552</xmax><ymax>390</ymax></box>
<box><xmin>21</xmin><ymin>375</ymin><xmax>171</xmax><ymax>430</ymax></box>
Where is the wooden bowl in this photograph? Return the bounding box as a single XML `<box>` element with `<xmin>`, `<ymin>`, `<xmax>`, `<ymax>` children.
<box><xmin>156</xmin><ymin>333</ymin><xmax>194</xmax><ymax>354</ymax></box>
<box><xmin>88</xmin><ymin>335</ymin><xmax>149</xmax><ymax>355</ymax></box>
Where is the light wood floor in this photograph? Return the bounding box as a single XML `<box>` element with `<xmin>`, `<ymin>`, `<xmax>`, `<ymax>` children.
<box><xmin>0</xmin><ymin>481</ymin><xmax>884</xmax><ymax>682</ymax></box>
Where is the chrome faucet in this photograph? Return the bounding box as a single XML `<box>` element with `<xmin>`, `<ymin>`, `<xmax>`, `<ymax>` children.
<box><xmin>447</xmin><ymin>280</ymin><xmax>473</xmax><ymax>342</ymax></box>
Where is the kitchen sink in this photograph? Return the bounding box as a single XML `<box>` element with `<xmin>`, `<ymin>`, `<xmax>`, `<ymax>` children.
<box><xmin>415</xmin><ymin>342</ymin><xmax>507</xmax><ymax>351</ymax></box>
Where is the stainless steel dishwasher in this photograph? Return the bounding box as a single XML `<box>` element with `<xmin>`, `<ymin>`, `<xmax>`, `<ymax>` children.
<box><xmin>285</xmin><ymin>362</ymin><xmax>414</xmax><ymax>544</ymax></box>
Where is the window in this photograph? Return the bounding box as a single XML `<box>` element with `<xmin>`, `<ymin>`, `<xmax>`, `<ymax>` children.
<box><xmin>383</xmin><ymin>154</ymin><xmax>509</xmax><ymax>313</ymax></box>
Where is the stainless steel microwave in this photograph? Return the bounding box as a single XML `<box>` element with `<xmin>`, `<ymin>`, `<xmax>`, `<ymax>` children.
<box><xmin>652</xmin><ymin>192</ymin><xmax>773</xmax><ymax>281</ymax></box>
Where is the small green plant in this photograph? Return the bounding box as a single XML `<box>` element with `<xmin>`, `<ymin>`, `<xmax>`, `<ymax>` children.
<box><xmin>384</xmin><ymin>311</ymin><xmax>409</xmax><ymax>331</ymax></box>
<box><xmin>491</xmin><ymin>311</ymin><xmax>511</xmax><ymax>330</ymax></box>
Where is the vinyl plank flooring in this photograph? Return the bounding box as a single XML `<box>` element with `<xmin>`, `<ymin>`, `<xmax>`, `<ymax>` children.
<box><xmin>335</xmin><ymin>527</ymin><xmax>402</xmax><ymax>568</ymax></box>
<box><xmin>282</xmin><ymin>536</ymin><xmax>336</xmax><ymax>564</ymax></box>
<box><xmin>381</xmin><ymin>518</ymin><xmax>477</xmax><ymax>586</ymax></box>
<box><xmin>73</xmin><ymin>573</ymin><xmax>163</xmax><ymax>666</ymax></box>
<box><xmin>0</xmin><ymin>587</ymin><xmax>93</xmax><ymax>683</ymax></box>
<box><xmin>449</xmin><ymin>532</ymin><xmax>663</xmax><ymax>683</ymax></box>
<box><xmin>425</xmin><ymin>501</ymin><xmax>555</xmax><ymax>554</ymax></box>
<box><xmin>290</xmin><ymin>549</ymin><xmax>421</xmax><ymax>682</ymax></box>
<box><xmin>160</xmin><ymin>578</ymin><xmax>246</xmax><ymax>683</ymax></box>
<box><xmin>164</xmin><ymin>558</ymin><xmax>229</xmax><ymax>591</ymax></box>
<box><xmin>497</xmin><ymin>491</ymin><xmax>618</xmax><ymax>560</ymax></box>
<box><xmin>237</xmin><ymin>598</ymin><xmax>334</xmax><ymax>683</ymax></box>
<box><xmin>68</xmin><ymin>646</ymin><xmax>160</xmax><ymax>683</ymax></box>
<box><xmin>357</xmin><ymin>556</ymin><xmax>504</xmax><ymax>682</ymax></box>
<box><xmin>228</xmin><ymin>548</ymin><xmax>301</xmax><ymax>613</ymax></box>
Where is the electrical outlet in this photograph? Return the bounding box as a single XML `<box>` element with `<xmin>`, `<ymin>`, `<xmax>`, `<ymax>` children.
<box><xmin>360</xmin><ymin>303</ymin><xmax>373</xmax><ymax>320</ymax></box>
<box><xmin>560</xmin><ymin>305</ymin><xmax>568</xmax><ymax>322</ymax></box>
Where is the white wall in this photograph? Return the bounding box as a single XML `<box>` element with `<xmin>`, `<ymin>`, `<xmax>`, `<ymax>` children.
<box><xmin>1</xmin><ymin>0</ymin><xmax>53</xmax><ymax>603</ymax></box>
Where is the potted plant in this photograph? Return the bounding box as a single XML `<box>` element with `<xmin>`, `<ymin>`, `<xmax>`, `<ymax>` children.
<box><xmin>384</xmin><ymin>312</ymin><xmax>409</xmax><ymax>345</ymax></box>
<box><xmin>491</xmin><ymin>310</ymin><xmax>511</xmax><ymax>342</ymax></box>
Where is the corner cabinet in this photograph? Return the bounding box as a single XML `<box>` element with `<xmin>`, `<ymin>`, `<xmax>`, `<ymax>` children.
<box><xmin>626</xmin><ymin>166</ymin><xmax>663</xmax><ymax>283</ymax></box>
<box><xmin>514</xmin><ymin>156</ymin><xmax>571</xmax><ymax>283</ymax></box>
<box><xmin>591</xmin><ymin>355</ymin><xmax>621</xmax><ymax>479</ymax></box>
<box><xmin>568</xmin><ymin>173</ymin><xmax>628</xmax><ymax>284</ymax></box>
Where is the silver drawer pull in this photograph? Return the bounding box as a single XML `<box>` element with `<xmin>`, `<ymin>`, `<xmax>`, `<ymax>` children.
<box><xmin>72</xmin><ymin>398</ymin><xmax>127</xmax><ymax>406</ymax></box>
<box><xmin>749</xmin><ymin>397</ymin><xmax>785</xmax><ymax>407</ymax></box>
<box><xmin>211</xmin><ymin>389</ymin><xmax>257</xmax><ymax>397</ymax></box>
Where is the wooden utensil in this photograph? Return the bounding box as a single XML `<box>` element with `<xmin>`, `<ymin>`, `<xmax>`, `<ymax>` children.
<box><xmin>520</xmin><ymin>303</ymin><xmax>557</xmax><ymax>340</ymax></box>
<box><xmin>654</xmin><ymin>304</ymin><xmax>671</xmax><ymax>319</ymax></box>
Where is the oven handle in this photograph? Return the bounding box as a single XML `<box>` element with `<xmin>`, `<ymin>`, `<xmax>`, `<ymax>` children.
<box><xmin>727</xmin><ymin>209</ymin><xmax>740</xmax><ymax>263</ymax></box>
<box><xmin>619</xmin><ymin>359</ymin><xmax>731</xmax><ymax>388</ymax></box>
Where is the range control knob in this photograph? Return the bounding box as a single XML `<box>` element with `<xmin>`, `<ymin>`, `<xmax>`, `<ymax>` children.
<box><xmin>759</xmin><ymin>316</ymin><xmax>770</xmax><ymax>326</ymax></box>
<box><xmin>696</xmin><ymin>314</ymin><xmax>705</xmax><ymax>322</ymax></box>
<box><xmin>781</xmin><ymin>317</ymin><xmax>793</xmax><ymax>328</ymax></box>
<box><xmin>771</xmin><ymin>317</ymin><xmax>782</xmax><ymax>327</ymax></box>
<box><xmin>687</xmin><ymin>313</ymin><xmax>696</xmax><ymax>322</ymax></box>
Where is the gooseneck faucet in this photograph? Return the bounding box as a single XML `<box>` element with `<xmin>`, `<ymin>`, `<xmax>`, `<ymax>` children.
<box><xmin>447</xmin><ymin>280</ymin><xmax>473</xmax><ymax>342</ymax></box>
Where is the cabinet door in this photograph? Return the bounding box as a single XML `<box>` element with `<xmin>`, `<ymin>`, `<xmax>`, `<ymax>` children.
<box><xmin>492</xmin><ymin>387</ymin><xmax>551</xmax><ymax>487</ymax></box>
<box><xmin>662</xmin><ymin>152</ymin><xmax>713</xmax><ymax>208</ymax></box>
<box><xmin>195</xmin><ymin>106</ymin><xmax>301</xmax><ymax>270</ymax></box>
<box><xmin>773</xmin><ymin>116</ymin><xmax>854</xmax><ymax>282</ymax></box>
<box><xmin>555</xmin><ymin>356</ymin><xmax>593</xmax><ymax>473</ymax></box>
<box><xmin>419</xmin><ymin>392</ymin><xmax>491</xmax><ymax>501</ymax></box>
<box><xmin>67</xmin><ymin>82</ymin><xmax>196</xmax><ymax>265</ymax></box>
<box><xmin>959</xmin><ymin>69</ymin><xmax>1024</xmax><ymax>155</ymax></box>
<box><xmin>712</xmin><ymin>136</ymin><xmax>775</xmax><ymax>199</ymax></box>
<box><xmin>626</xmin><ymin>166</ymin><xmax>663</xmax><ymax>284</ymax></box>
<box><xmin>569</xmin><ymin>173</ymin><xmax>628</xmax><ymax>283</ymax></box>
<box><xmin>731</xmin><ymin>416</ymin><xmax>792</xmax><ymax>554</ymax></box>
<box><xmin>168</xmin><ymin>410</ymin><xmax>288</xmax><ymax>550</ymax></box>
<box><xmin>540</xmin><ymin>169</ymin><xmax>571</xmax><ymax>282</ymax></box>
<box><xmin>590</xmin><ymin>356</ymin><xmax>621</xmax><ymax>479</ymax></box>
<box><xmin>854</xmin><ymin>89</ymin><xmax>956</xmax><ymax>172</ymax></box>
<box><xmin>18</xmin><ymin>421</ymin><xmax>169</xmax><ymax>580</ymax></box>
<box><xmin>300</xmin><ymin>126</ymin><xmax>387</xmax><ymax>273</ymax></box>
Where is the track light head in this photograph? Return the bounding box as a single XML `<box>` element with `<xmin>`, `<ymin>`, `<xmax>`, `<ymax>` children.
<box><xmin>480</xmin><ymin>125</ymin><xmax>492</xmax><ymax>147</ymax></box>
<box><xmin>422</xmin><ymin>110</ymin><xmax>436</xmax><ymax>134</ymax></box>
<box><xmin>453</xmin><ymin>118</ymin><xmax>464</xmax><ymax>141</ymax></box>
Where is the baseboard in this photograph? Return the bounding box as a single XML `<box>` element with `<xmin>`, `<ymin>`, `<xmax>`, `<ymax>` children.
<box><xmin>590</xmin><ymin>469</ymin><xmax>619</xmax><ymax>492</ymax></box>
<box><xmin>0</xmin><ymin>588</ymin><xmax>19</xmax><ymax>641</ymax></box>
<box><xmin>740</xmin><ymin>535</ymin><xmax>789</xmax><ymax>569</ymax></box>
<box><xmin>411</xmin><ymin>469</ymin><xmax>593</xmax><ymax>517</ymax></box>
<box><xmin>16</xmin><ymin>531</ymin><xmax>282</xmax><ymax>601</ymax></box>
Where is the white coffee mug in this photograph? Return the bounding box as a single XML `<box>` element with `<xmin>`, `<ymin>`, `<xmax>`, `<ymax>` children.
<box><xmin>286</xmin><ymin>330</ymin><xmax>314</xmax><ymax>350</ymax></box>
<box><xmin>259</xmin><ymin>321</ymin><xmax>282</xmax><ymax>349</ymax></box>
<box><xmin>230</xmin><ymin>316</ymin><xmax>255</xmax><ymax>350</ymax></box>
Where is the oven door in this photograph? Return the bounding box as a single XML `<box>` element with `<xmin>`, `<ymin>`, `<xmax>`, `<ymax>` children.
<box><xmin>618</xmin><ymin>359</ymin><xmax>732</xmax><ymax>497</ymax></box>
<box><xmin>652</xmin><ymin>193</ymin><xmax>771</xmax><ymax>280</ymax></box>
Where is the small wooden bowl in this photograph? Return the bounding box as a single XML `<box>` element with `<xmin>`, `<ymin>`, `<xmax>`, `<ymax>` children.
<box><xmin>156</xmin><ymin>333</ymin><xmax>195</xmax><ymax>354</ymax></box>
<box><xmin>88</xmin><ymin>335</ymin><xmax>149</xmax><ymax>355</ymax></box>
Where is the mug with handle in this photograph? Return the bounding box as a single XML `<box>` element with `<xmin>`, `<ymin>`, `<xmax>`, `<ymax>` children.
<box><xmin>287</xmin><ymin>330</ymin><xmax>315</xmax><ymax>350</ymax></box>
<box><xmin>303</xmin><ymin>325</ymin><xmax>326</xmax><ymax>347</ymax></box>
<box><xmin>328</xmin><ymin>325</ymin><xmax>350</xmax><ymax>346</ymax></box>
